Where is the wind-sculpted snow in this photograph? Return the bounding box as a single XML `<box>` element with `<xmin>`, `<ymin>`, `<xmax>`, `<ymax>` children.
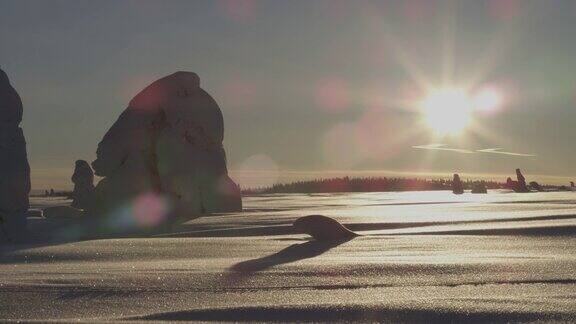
<box><xmin>2</xmin><ymin>191</ymin><xmax>576</xmax><ymax>321</ymax></box>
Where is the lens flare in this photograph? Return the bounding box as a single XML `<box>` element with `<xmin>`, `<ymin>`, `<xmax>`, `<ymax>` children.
<box><xmin>132</xmin><ymin>193</ymin><xmax>170</xmax><ymax>228</ymax></box>
<box><xmin>218</xmin><ymin>0</ymin><xmax>256</xmax><ymax>22</ymax></box>
<box><xmin>314</xmin><ymin>77</ymin><xmax>350</xmax><ymax>112</ymax></box>
<box><xmin>473</xmin><ymin>87</ymin><xmax>503</xmax><ymax>112</ymax></box>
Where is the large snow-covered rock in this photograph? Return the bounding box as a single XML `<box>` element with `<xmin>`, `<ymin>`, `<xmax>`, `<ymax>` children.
<box><xmin>0</xmin><ymin>69</ymin><xmax>23</xmax><ymax>124</ymax></box>
<box><xmin>71</xmin><ymin>160</ymin><xmax>95</xmax><ymax>210</ymax></box>
<box><xmin>91</xmin><ymin>72</ymin><xmax>241</xmax><ymax>221</ymax></box>
<box><xmin>0</xmin><ymin>68</ymin><xmax>30</xmax><ymax>235</ymax></box>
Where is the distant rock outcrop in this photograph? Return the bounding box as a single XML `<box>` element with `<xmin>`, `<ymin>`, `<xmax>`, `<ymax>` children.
<box><xmin>0</xmin><ymin>68</ymin><xmax>30</xmax><ymax>235</ymax></box>
<box><xmin>452</xmin><ymin>174</ymin><xmax>464</xmax><ymax>194</ymax></box>
<box><xmin>514</xmin><ymin>168</ymin><xmax>529</xmax><ymax>193</ymax></box>
<box><xmin>71</xmin><ymin>160</ymin><xmax>95</xmax><ymax>210</ymax></box>
<box><xmin>505</xmin><ymin>177</ymin><xmax>516</xmax><ymax>190</ymax></box>
<box><xmin>529</xmin><ymin>181</ymin><xmax>542</xmax><ymax>192</ymax></box>
<box><xmin>90</xmin><ymin>72</ymin><xmax>241</xmax><ymax>223</ymax></box>
<box><xmin>471</xmin><ymin>182</ymin><xmax>487</xmax><ymax>194</ymax></box>
<box><xmin>504</xmin><ymin>169</ymin><xmax>530</xmax><ymax>192</ymax></box>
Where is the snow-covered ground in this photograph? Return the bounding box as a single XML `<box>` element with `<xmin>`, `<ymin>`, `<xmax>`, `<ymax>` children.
<box><xmin>1</xmin><ymin>190</ymin><xmax>575</xmax><ymax>322</ymax></box>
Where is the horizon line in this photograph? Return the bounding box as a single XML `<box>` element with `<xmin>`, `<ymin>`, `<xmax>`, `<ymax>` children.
<box><xmin>30</xmin><ymin>168</ymin><xmax>575</xmax><ymax>191</ymax></box>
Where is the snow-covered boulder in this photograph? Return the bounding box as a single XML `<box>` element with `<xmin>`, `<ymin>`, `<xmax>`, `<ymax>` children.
<box><xmin>0</xmin><ymin>68</ymin><xmax>30</xmax><ymax>235</ymax></box>
<box><xmin>90</xmin><ymin>72</ymin><xmax>241</xmax><ymax>221</ymax></box>
<box><xmin>71</xmin><ymin>160</ymin><xmax>95</xmax><ymax>210</ymax></box>
<box><xmin>515</xmin><ymin>168</ymin><xmax>529</xmax><ymax>193</ymax></box>
<box><xmin>471</xmin><ymin>182</ymin><xmax>487</xmax><ymax>194</ymax></box>
<box><xmin>452</xmin><ymin>174</ymin><xmax>464</xmax><ymax>195</ymax></box>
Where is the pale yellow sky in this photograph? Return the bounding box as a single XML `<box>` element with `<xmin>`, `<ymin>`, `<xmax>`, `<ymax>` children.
<box><xmin>5</xmin><ymin>1</ymin><xmax>576</xmax><ymax>191</ymax></box>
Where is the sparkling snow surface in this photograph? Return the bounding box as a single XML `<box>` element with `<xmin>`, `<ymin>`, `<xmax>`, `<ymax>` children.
<box><xmin>1</xmin><ymin>190</ymin><xmax>575</xmax><ymax>322</ymax></box>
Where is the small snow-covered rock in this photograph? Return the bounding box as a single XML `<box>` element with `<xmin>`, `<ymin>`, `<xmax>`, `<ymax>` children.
<box><xmin>71</xmin><ymin>160</ymin><xmax>95</xmax><ymax>210</ymax></box>
<box><xmin>471</xmin><ymin>182</ymin><xmax>487</xmax><ymax>194</ymax></box>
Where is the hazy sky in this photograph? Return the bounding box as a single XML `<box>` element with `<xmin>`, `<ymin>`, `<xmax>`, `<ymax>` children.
<box><xmin>1</xmin><ymin>0</ymin><xmax>575</xmax><ymax>189</ymax></box>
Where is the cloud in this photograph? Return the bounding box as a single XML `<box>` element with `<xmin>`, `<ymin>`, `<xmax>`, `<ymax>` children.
<box><xmin>412</xmin><ymin>145</ymin><xmax>536</xmax><ymax>157</ymax></box>
<box><xmin>476</xmin><ymin>148</ymin><xmax>536</xmax><ymax>157</ymax></box>
<box><xmin>412</xmin><ymin>144</ymin><xmax>476</xmax><ymax>154</ymax></box>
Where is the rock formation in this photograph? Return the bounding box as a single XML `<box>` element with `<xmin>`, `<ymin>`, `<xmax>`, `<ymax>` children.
<box><xmin>514</xmin><ymin>168</ymin><xmax>529</xmax><ymax>193</ymax></box>
<box><xmin>0</xmin><ymin>68</ymin><xmax>30</xmax><ymax>235</ymax></box>
<box><xmin>505</xmin><ymin>177</ymin><xmax>516</xmax><ymax>190</ymax></box>
<box><xmin>90</xmin><ymin>72</ymin><xmax>241</xmax><ymax>222</ymax></box>
<box><xmin>529</xmin><ymin>181</ymin><xmax>542</xmax><ymax>192</ymax></box>
<box><xmin>71</xmin><ymin>160</ymin><xmax>95</xmax><ymax>209</ymax></box>
<box><xmin>504</xmin><ymin>169</ymin><xmax>530</xmax><ymax>192</ymax></box>
<box><xmin>471</xmin><ymin>182</ymin><xmax>487</xmax><ymax>194</ymax></box>
<box><xmin>452</xmin><ymin>174</ymin><xmax>464</xmax><ymax>194</ymax></box>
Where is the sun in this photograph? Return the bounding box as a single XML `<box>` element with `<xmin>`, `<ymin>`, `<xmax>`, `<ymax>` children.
<box><xmin>420</xmin><ymin>87</ymin><xmax>473</xmax><ymax>136</ymax></box>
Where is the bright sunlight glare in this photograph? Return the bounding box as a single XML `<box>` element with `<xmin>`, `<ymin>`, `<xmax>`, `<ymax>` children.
<box><xmin>420</xmin><ymin>87</ymin><xmax>472</xmax><ymax>135</ymax></box>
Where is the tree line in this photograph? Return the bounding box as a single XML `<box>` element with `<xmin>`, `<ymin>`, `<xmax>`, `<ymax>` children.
<box><xmin>241</xmin><ymin>176</ymin><xmax>505</xmax><ymax>194</ymax></box>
